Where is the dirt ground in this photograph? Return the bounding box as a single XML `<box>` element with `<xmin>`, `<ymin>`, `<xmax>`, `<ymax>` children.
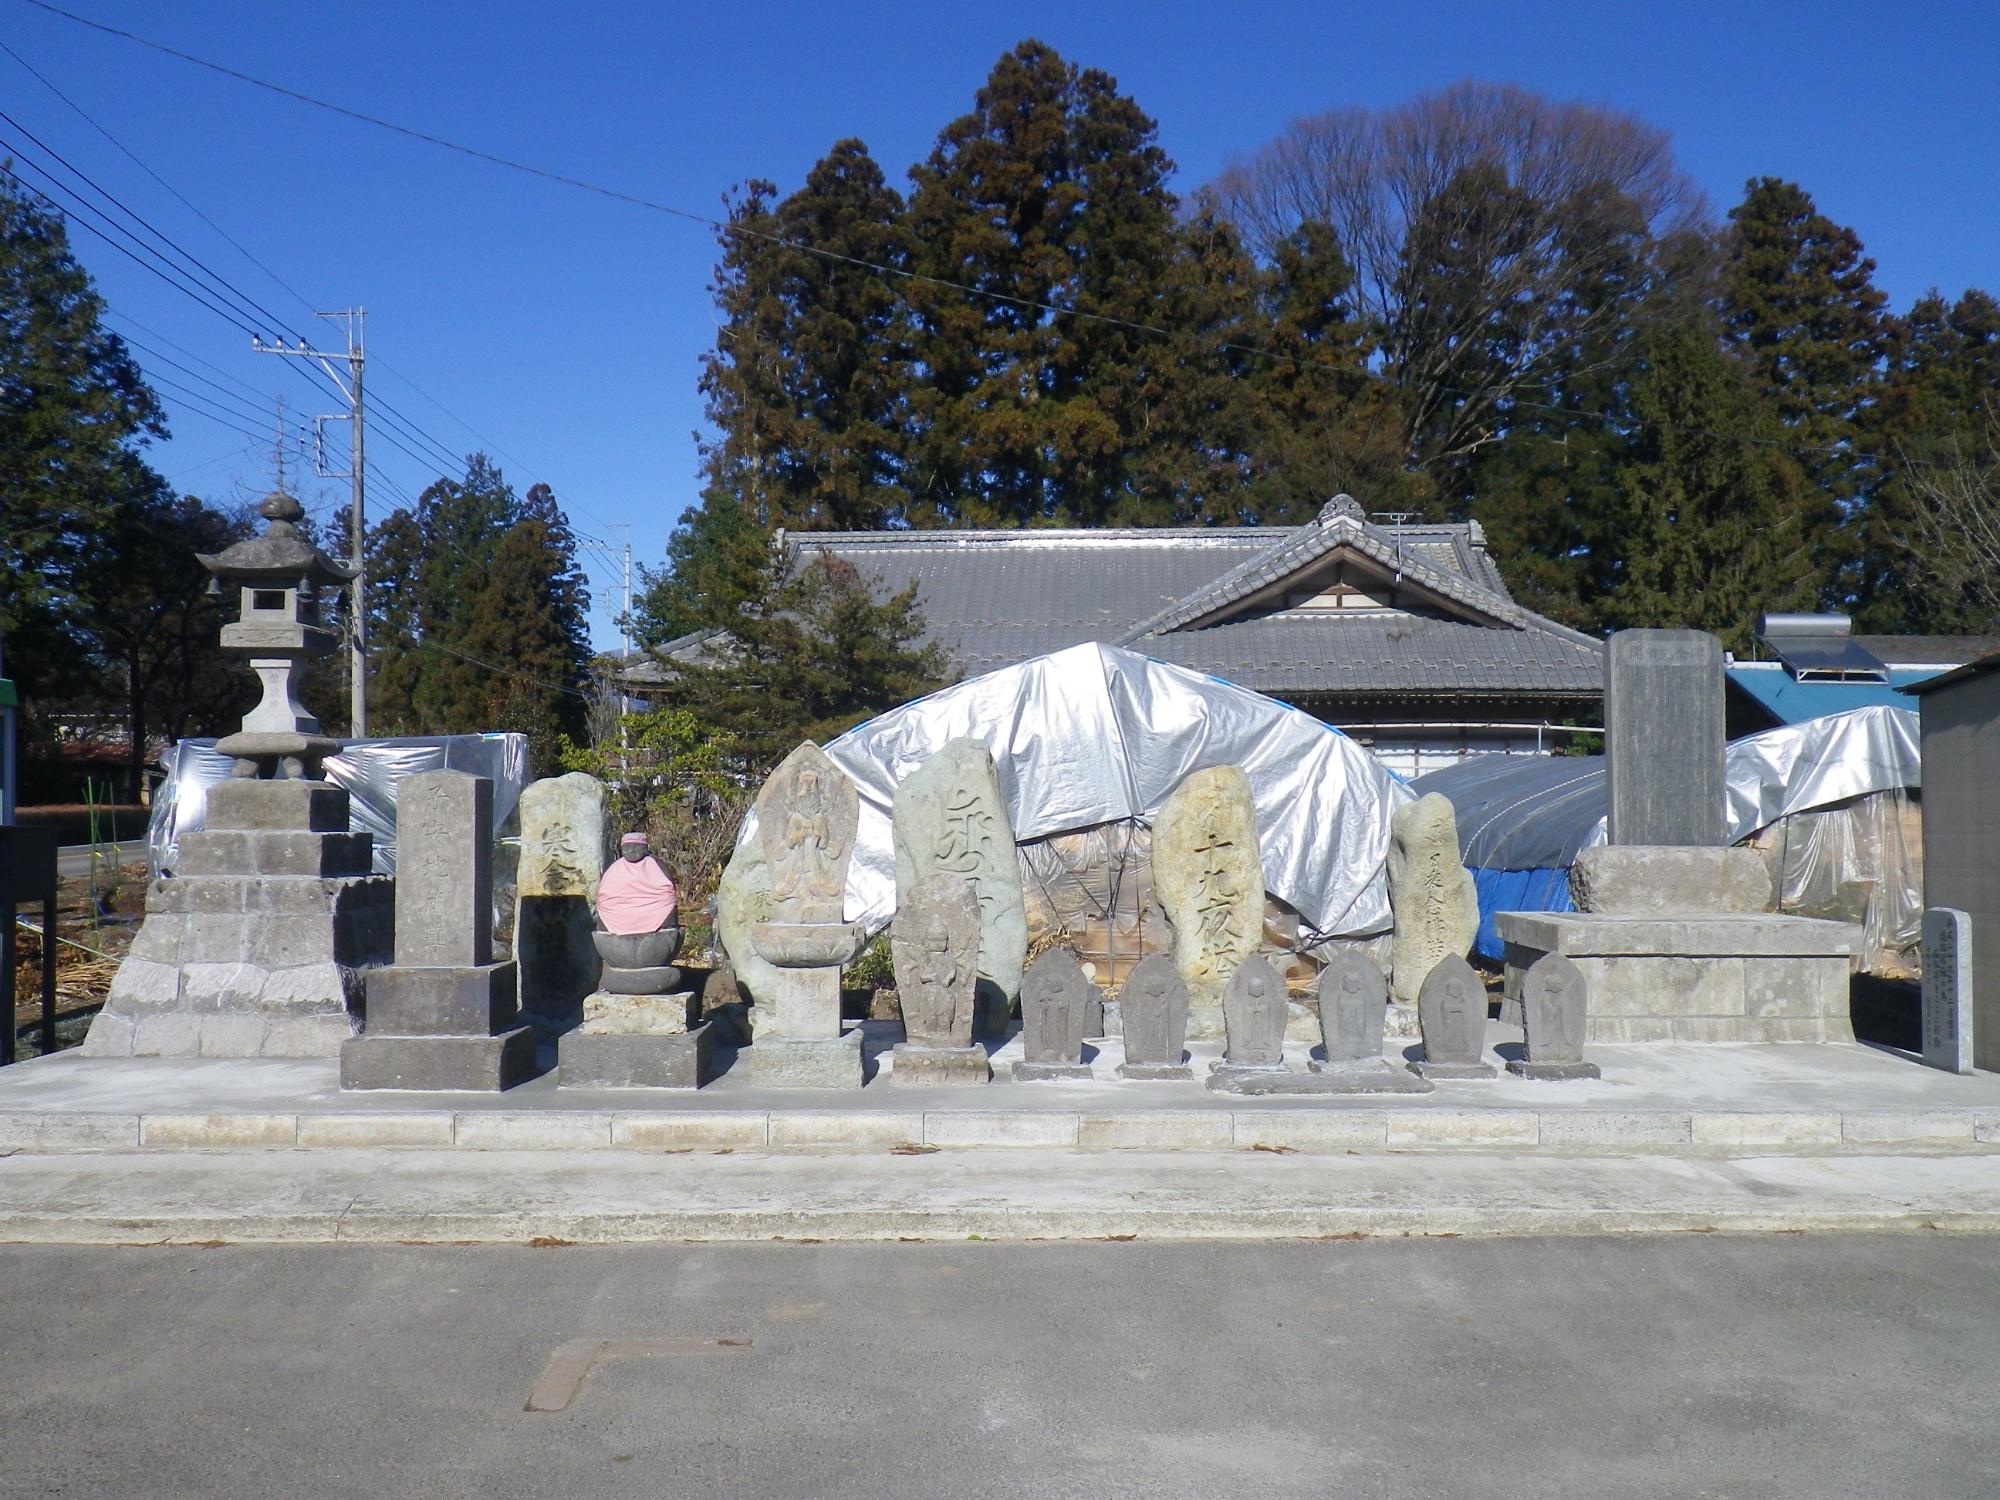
<box><xmin>7</xmin><ymin>857</ymin><xmax>145</xmax><ymax>1051</ymax></box>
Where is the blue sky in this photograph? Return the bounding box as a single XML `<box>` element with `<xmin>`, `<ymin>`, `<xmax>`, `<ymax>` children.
<box><xmin>8</xmin><ymin>0</ymin><xmax>1995</xmax><ymax>646</ymax></box>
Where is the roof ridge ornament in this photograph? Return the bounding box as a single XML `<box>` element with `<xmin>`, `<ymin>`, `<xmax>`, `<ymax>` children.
<box><xmin>1318</xmin><ymin>494</ymin><xmax>1366</xmax><ymax>526</ymax></box>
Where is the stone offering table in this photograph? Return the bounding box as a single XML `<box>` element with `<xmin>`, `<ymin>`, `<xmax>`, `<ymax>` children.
<box><xmin>1496</xmin><ymin>911</ymin><xmax>1859</xmax><ymax>1043</ymax></box>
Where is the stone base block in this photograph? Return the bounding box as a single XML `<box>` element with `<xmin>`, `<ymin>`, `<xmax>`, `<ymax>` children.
<box><xmin>891</xmin><ymin>1044</ymin><xmax>992</xmax><ymax>1086</ymax></box>
<box><xmin>340</xmin><ymin>1027</ymin><xmax>536</xmax><ymax>1092</ymax></box>
<box><xmin>1117</xmin><ymin>1061</ymin><xmax>1193</xmax><ymax>1081</ymax></box>
<box><xmin>559</xmin><ymin>1024</ymin><xmax>713</xmax><ymax>1089</ymax></box>
<box><xmin>176</xmin><ymin>828</ymin><xmax>373</xmax><ymax>879</ymax></box>
<box><xmin>746</xmin><ymin>1031</ymin><xmax>864</xmax><ymax>1089</ymax></box>
<box><xmin>580</xmin><ymin>990</ymin><xmax>696</xmax><ymax>1036</ymax></box>
<box><xmin>1012</xmin><ymin>1060</ymin><xmax>1094</xmax><ymax>1082</ymax></box>
<box><xmin>204</xmin><ymin>778</ymin><xmax>349</xmax><ymax>832</ymax></box>
<box><xmin>1204</xmin><ymin>1062</ymin><xmax>1291</xmax><ymax>1094</ymax></box>
<box><xmin>599</xmin><ymin>965</ymin><xmax>683</xmax><ymax>996</ymax></box>
<box><xmin>1306</xmin><ymin>1058</ymin><xmax>1437</xmax><ymax>1095</ymax></box>
<box><xmin>366</xmin><ymin>963</ymin><xmax>517</xmax><ymax>1035</ymax></box>
<box><xmin>1506</xmin><ymin>1059</ymin><xmax>1602</xmax><ymax>1081</ymax></box>
<box><xmin>1410</xmin><ymin>1059</ymin><xmax>1498</xmax><ymax>1081</ymax></box>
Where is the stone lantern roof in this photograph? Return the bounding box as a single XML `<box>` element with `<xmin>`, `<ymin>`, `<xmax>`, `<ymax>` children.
<box><xmin>197</xmin><ymin>490</ymin><xmax>355</xmax><ymax>587</ymax></box>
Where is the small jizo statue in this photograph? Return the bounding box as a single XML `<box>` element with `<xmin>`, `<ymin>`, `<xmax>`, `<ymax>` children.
<box><xmin>1117</xmin><ymin>954</ymin><xmax>1192</xmax><ymax>1081</ymax></box>
<box><xmin>1218</xmin><ymin>954</ymin><xmax>1289</xmax><ymax>1070</ymax></box>
<box><xmin>1411</xmin><ymin>954</ymin><xmax>1496</xmax><ymax>1080</ymax></box>
<box><xmin>1508</xmin><ymin>953</ymin><xmax>1600</xmax><ymax>1080</ymax></box>
<box><xmin>596</xmin><ymin>833</ymin><xmax>679</xmax><ymax>936</ymax></box>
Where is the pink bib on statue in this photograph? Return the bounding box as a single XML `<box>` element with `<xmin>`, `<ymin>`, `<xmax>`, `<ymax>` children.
<box><xmin>596</xmin><ymin>855</ymin><xmax>679</xmax><ymax>935</ymax></box>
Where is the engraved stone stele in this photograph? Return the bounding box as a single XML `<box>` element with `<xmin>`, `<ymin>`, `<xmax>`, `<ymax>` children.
<box><xmin>889</xmin><ymin>873</ymin><xmax>989</xmax><ymax>1085</ymax></box>
<box><xmin>893</xmin><ymin>738</ymin><xmax>1029</xmax><ymax>1039</ymax></box>
<box><xmin>1411</xmin><ymin>954</ymin><xmax>1495</xmax><ymax>1080</ymax></box>
<box><xmin>1117</xmin><ymin>954</ymin><xmax>1193</xmax><ymax>1080</ymax></box>
<box><xmin>1605</xmin><ymin>629</ymin><xmax>1725</xmax><ymax>847</ymax></box>
<box><xmin>1306</xmin><ymin>950</ymin><xmax>1433</xmax><ymax>1094</ymax></box>
<box><xmin>1921</xmin><ymin>907</ymin><xmax>1974</xmax><ymax>1076</ymax></box>
<box><xmin>1386</xmin><ymin>793</ymin><xmax>1480</xmax><ymax>1010</ymax></box>
<box><xmin>742</xmin><ymin>743</ymin><xmax>867</xmax><ymax>1088</ymax></box>
<box><xmin>81</xmin><ymin>490</ymin><xmax>390</xmax><ymax>1061</ymax></box>
<box><xmin>1507</xmin><ymin>953</ymin><xmax>1600</xmax><ymax>1080</ymax></box>
<box><xmin>341</xmin><ymin>771</ymin><xmax>535</xmax><ymax>1091</ymax></box>
<box><xmin>513</xmin><ymin>772</ymin><xmax>611</xmax><ymax>1033</ymax></box>
<box><xmin>1013</xmin><ymin>949</ymin><xmax>1094</xmax><ymax>1081</ymax></box>
<box><xmin>1152</xmin><ymin>765</ymin><xmax>1264</xmax><ymax>1027</ymax></box>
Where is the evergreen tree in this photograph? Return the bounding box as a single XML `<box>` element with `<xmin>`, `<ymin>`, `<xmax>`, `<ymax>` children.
<box><xmin>0</xmin><ymin>170</ymin><xmax>166</xmax><ymax>687</ymax></box>
<box><xmin>630</xmin><ymin>489</ymin><xmax>775</xmax><ymax>647</ymax></box>
<box><xmin>1721</xmin><ymin>178</ymin><xmax>1889</xmax><ymax>604</ymax></box>
<box><xmin>699</xmin><ymin>140</ymin><xmax>917</xmax><ymax>532</ymax></box>
<box><xmin>644</xmin><ymin>549</ymin><xmax>951</xmax><ymax>774</ymax></box>
<box><xmin>1595</xmin><ymin>324</ymin><xmax>1816</xmax><ymax>648</ymax></box>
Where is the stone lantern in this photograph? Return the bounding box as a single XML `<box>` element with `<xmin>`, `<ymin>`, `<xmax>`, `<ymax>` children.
<box><xmin>197</xmin><ymin>489</ymin><xmax>354</xmax><ymax>780</ymax></box>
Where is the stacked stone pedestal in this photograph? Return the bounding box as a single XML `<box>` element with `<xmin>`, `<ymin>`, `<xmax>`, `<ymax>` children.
<box><xmin>341</xmin><ymin>772</ymin><xmax>533</xmax><ymax>1092</ymax></box>
<box><xmin>747</xmin><ymin>922</ymin><xmax>866</xmax><ymax>1089</ymax></box>
<box><xmin>559</xmin><ymin>928</ymin><xmax>712</xmax><ymax>1089</ymax></box>
<box><xmin>83</xmin><ymin>779</ymin><xmax>390</xmax><ymax>1058</ymax></box>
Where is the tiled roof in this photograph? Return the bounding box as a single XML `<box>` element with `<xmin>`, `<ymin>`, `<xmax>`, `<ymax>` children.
<box><xmin>635</xmin><ymin>503</ymin><xmax>1606</xmax><ymax>702</ymax></box>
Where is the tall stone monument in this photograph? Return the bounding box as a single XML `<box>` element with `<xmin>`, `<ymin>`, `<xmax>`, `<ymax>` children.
<box><xmin>1410</xmin><ymin>954</ymin><xmax>1495</xmax><ymax>1080</ymax></box>
<box><xmin>1117</xmin><ymin>954</ymin><xmax>1192</xmax><ymax>1080</ymax></box>
<box><xmin>744</xmin><ymin>742</ymin><xmax>868</xmax><ymax>1087</ymax></box>
<box><xmin>1308</xmin><ymin>951</ymin><xmax>1432</xmax><ymax>1094</ymax></box>
<box><xmin>1152</xmin><ymin>765</ymin><xmax>1264</xmax><ymax>1030</ymax></box>
<box><xmin>1506</xmin><ymin>953</ymin><xmax>1599</xmax><ymax>1080</ymax></box>
<box><xmin>889</xmin><ymin>873</ymin><xmax>990</xmax><ymax>1085</ymax></box>
<box><xmin>1605</xmin><ymin>629</ymin><xmax>1725</xmax><ymax>846</ymax></box>
<box><xmin>82</xmin><ymin>490</ymin><xmax>391</xmax><ymax>1059</ymax></box>
<box><xmin>1014</xmin><ymin>949</ymin><xmax>1094</xmax><ymax>1081</ymax></box>
<box><xmin>514</xmin><ymin>771</ymin><xmax>611</xmax><ymax>1031</ymax></box>
<box><xmin>342</xmin><ymin>771</ymin><xmax>535</xmax><ymax>1090</ymax></box>
<box><xmin>1921</xmin><ymin>907</ymin><xmax>1974</xmax><ymax>1075</ymax></box>
<box><xmin>893</xmin><ymin>739</ymin><xmax>1028</xmax><ymax>1038</ymax></box>
<box><xmin>1386</xmin><ymin>793</ymin><xmax>1480</xmax><ymax>1009</ymax></box>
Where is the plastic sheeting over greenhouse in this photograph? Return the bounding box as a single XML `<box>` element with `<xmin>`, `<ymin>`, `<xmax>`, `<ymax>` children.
<box><xmin>147</xmin><ymin>733</ymin><xmax>531</xmax><ymax>877</ymax></box>
<box><xmin>747</xmin><ymin>643</ymin><xmax>1415</xmax><ymax>956</ymax></box>
<box><xmin>1410</xmin><ymin>706</ymin><xmax>1924</xmax><ymax>971</ymax></box>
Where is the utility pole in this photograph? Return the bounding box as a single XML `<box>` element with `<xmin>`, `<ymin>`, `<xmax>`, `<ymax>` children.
<box><xmin>256</xmin><ymin>310</ymin><xmax>367</xmax><ymax>735</ymax></box>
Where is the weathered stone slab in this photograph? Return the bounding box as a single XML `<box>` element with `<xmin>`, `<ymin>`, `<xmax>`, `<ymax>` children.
<box><xmin>513</xmin><ymin>772</ymin><xmax>608</xmax><ymax>1028</ymax></box>
<box><xmin>1508</xmin><ymin>953</ymin><xmax>1600</xmax><ymax>1080</ymax></box>
<box><xmin>890</xmin><ymin>1044</ymin><xmax>992</xmax><ymax>1086</ymax></box>
<box><xmin>1152</xmin><ymin>766</ymin><xmax>1263</xmax><ymax>1015</ymax></box>
<box><xmin>891</xmin><ymin>873</ymin><xmax>980</xmax><ymax>1049</ymax></box>
<box><xmin>559</xmin><ymin>1025</ymin><xmax>713</xmax><ymax>1089</ymax></box>
<box><xmin>756</xmin><ymin>742</ymin><xmax>858</xmax><ymax>925</ymax></box>
<box><xmin>339</xmin><ymin>1027</ymin><xmax>536</xmax><ymax>1091</ymax></box>
<box><xmin>1605</xmin><ymin>629</ymin><xmax>1725</xmax><ymax>846</ymax></box>
<box><xmin>1386</xmin><ymin>793</ymin><xmax>1479</xmax><ymax>1007</ymax></box>
<box><xmin>1116</xmin><ymin>954</ymin><xmax>1191</xmax><ymax>1078</ymax></box>
<box><xmin>1019</xmin><ymin>948</ymin><xmax>1091</xmax><ymax>1068</ymax></box>
<box><xmin>1922</xmin><ymin>907</ymin><xmax>1974</xmax><ymax>1075</ymax></box>
<box><xmin>1413</xmin><ymin>955</ymin><xmax>1494</xmax><ymax>1080</ymax></box>
<box><xmin>715</xmin><ymin>836</ymin><xmax>782</xmax><ymax>1008</ymax></box>
<box><xmin>204</xmin><ymin>778</ymin><xmax>348</xmax><ymax>832</ymax></box>
<box><xmin>893</xmin><ymin>739</ymin><xmax>1028</xmax><ymax>1037</ymax></box>
<box><xmin>397</xmin><ymin>771</ymin><xmax>492</xmax><ymax>967</ymax></box>
<box><xmin>579</xmin><ymin>989</ymin><xmax>697</xmax><ymax>1036</ymax></box>
<box><xmin>744</xmin><ymin>1032</ymin><xmax>863</xmax><ymax>1089</ymax></box>
<box><xmin>1570</xmin><ymin>846</ymin><xmax>1773</xmax><ymax>915</ymax></box>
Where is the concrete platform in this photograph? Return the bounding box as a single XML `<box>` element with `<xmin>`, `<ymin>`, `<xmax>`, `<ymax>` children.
<box><xmin>2</xmin><ymin>1023</ymin><xmax>1997</xmax><ymax>1156</ymax></box>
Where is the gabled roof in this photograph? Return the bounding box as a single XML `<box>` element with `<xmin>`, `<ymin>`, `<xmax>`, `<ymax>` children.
<box><xmin>632</xmin><ymin>498</ymin><xmax>1606</xmax><ymax>704</ymax></box>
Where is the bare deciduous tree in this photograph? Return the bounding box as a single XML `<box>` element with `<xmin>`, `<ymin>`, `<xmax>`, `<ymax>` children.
<box><xmin>1209</xmin><ymin>80</ymin><xmax>1711</xmax><ymax>470</ymax></box>
<box><xmin>1899</xmin><ymin>400</ymin><xmax>2000</xmax><ymax>625</ymax></box>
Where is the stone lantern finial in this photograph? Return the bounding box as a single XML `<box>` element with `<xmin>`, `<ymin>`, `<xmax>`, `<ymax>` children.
<box><xmin>196</xmin><ymin>487</ymin><xmax>356</xmax><ymax>781</ymax></box>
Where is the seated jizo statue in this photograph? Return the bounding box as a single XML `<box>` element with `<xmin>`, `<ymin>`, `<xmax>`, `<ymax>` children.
<box><xmin>593</xmin><ymin>833</ymin><xmax>683</xmax><ymax>989</ymax></box>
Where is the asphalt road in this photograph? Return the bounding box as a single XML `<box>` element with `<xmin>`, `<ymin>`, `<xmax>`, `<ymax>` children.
<box><xmin>1</xmin><ymin>1235</ymin><xmax>1993</xmax><ymax>1499</ymax></box>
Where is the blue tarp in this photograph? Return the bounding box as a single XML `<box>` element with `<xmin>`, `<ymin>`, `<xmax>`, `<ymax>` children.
<box><xmin>1471</xmin><ymin>867</ymin><xmax>1573</xmax><ymax>958</ymax></box>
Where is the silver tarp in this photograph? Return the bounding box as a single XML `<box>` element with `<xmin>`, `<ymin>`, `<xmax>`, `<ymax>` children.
<box><xmin>737</xmin><ymin>642</ymin><xmax>1415</xmax><ymax>942</ymax></box>
<box><xmin>1412</xmin><ymin>706</ymin><xmax>1922</xmax><ymax>867</ymax></box>
<box><xmin>148</xmin><ymin>733</ymin><xmax>531</xmax><ymax>876</ymax></box>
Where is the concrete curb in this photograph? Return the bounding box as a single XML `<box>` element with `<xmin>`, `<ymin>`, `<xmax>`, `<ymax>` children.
<box><xmin>8</xmin><ymin>1105</ymin><xmax>2000</xmax><ymax>1155</ymax></box>
<box><xmin>2</xmin><ymin>1148</ymin><xmax>1997</xmax><ymax>1244</ymax></box>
